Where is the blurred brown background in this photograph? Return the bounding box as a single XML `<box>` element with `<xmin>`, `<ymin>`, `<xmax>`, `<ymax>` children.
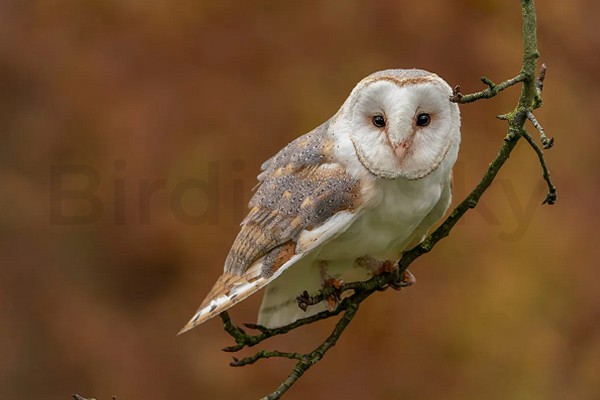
<box><xmin>1</xmin><ymin>1</ymin><xmax>599</xmax><ymax>399</ymax></box>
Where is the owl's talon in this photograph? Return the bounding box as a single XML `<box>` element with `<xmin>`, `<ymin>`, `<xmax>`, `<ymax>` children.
<box><xmin>296</xmin><ymin>291</ymin><xmax>312</xmax><ymax>312</ymax></box>
<box><xmin>297</xmin><ymin>288</ymin><xmax>333</xmax><ymax>312</ymax></box>
<box><xmin>390</xmin><ymin>270</ymin><xmax>416</xmax><ymax>291</ymax></box>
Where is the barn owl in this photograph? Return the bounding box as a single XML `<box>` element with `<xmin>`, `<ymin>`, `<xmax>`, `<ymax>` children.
<box><xmin>180</xmin><ymin>69</ymin><xmax>460</xmax><ymax>333</ymax></box>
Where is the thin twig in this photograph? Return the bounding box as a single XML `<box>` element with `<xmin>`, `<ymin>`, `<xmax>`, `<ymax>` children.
<box><xmin>533</xmin><ymin>63</ymin><xmax>546</xmax><ymax>109</ymax></box>
<box><xmin>527</xmin><ymin>110</ymin><xmax>554</xmax><ymax>149</ymax></box>
<box><xmin>230</xmin><ymin>350</ymin><xmax>304</xmax><ymax>367</ymax></box>
<box><xmin>536</xmin><ymin>63</ymin><xmax>547</xmax><ymax>92</ymax></box>
<box><xmin>522</xmin><ymin>130</ymin><xmax>558</xmax><ymax>204</ymax></box>
<box><xmin>450</xmin><ymin>75</ymin><xmax>525</xmax><ymax>103</ymax></box>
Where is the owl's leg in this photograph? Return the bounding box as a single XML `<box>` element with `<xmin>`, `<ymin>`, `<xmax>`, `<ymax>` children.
<box><xmin>355</xmin><ymin>256</ymin><xmax>416</xmax><ymax>290</ymax></box>
<box><xmin>320</xmin><ymin>263</ymin><xmax>345</xmax><ymax>311</ymax></box>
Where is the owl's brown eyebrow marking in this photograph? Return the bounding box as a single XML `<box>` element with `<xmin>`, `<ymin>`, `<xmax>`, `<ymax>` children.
<box><xmin>364</xmin><ymin>76</ymin><xmax>437</xmax><ymax>88</ymax></box>
<box><xmin>347</xmin><ymin>75</ymin><xmax>439</xmax><ymax>115</ymax></box>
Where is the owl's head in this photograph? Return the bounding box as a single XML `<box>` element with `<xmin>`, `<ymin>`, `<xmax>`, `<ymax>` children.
<box><xmin>335</xmin><ymin>69</ymin><xmax>460</xmax><ymax>180</ymax></box>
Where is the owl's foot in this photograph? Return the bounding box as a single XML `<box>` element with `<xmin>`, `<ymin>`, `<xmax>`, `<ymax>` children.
<box><xmin>362</xmin><ymin>257</ymin><xmax>416</xmax><ymax>291</ymax></box>
<box><xmin>390</xmin><ymin>269</ymin><xmax>416</xmax><ymax>290</ymax></box>
<box><xmin>381</xmin><ymin>260</ymin><xmax>416</xmax><ymax>291</ymax></box>
<box><xmin>296</xmin><ymin>277</ymin><xmax>343</xmax><ymax>312</ymax></box>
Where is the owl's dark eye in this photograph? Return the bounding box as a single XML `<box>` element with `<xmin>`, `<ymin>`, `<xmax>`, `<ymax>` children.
<box><xmin>372</xmin><ymin>115</ymin><xmax>386</xmax><ymax>128</ymax></box>
<box><xmin>416</xmin><ymin>113</ymin><xmax>431</xmax><ymax>127</ymax></box>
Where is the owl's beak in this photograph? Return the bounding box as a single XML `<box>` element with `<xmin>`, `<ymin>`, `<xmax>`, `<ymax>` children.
<box><xmin>393</xmin><ymin>140</ymin><xmax>412</xmax><ymax>161</ymax></box>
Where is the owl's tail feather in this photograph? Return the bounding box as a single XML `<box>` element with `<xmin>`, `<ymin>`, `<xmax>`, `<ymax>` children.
<box><xmin>178</xmin><ymin>270</ymin><xmax>263</xmax><ymax>335</ymax></box>
<box><xmin>178</xmin><ymin>253</ymin><xmax>304</xmax><ymax>335</ymax></box>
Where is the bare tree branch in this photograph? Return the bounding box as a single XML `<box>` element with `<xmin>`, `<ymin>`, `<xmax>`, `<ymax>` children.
<box><xmin>215</xmin><ymin>2</ymin><xmax>557</xmax><ymax>399</ymax></box>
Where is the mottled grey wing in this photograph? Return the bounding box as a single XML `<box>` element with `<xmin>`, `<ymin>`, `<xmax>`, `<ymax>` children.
<box><xmin>225</xmin><ymin>120</ymin><xmax>362</xmax><ymax>277</ymax></box>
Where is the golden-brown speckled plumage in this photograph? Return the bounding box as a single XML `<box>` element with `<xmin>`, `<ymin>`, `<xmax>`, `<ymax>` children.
<box><xmin>224</xmin><ymin>121</ymin><xmax>362</xmax><ymax>275</ymax></box>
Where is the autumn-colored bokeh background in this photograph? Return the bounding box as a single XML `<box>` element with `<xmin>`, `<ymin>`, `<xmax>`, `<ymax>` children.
<box><xmin>1</xmin><ymin>1</ymin><xmax>599</xmax><ymax>399</ymax></box>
